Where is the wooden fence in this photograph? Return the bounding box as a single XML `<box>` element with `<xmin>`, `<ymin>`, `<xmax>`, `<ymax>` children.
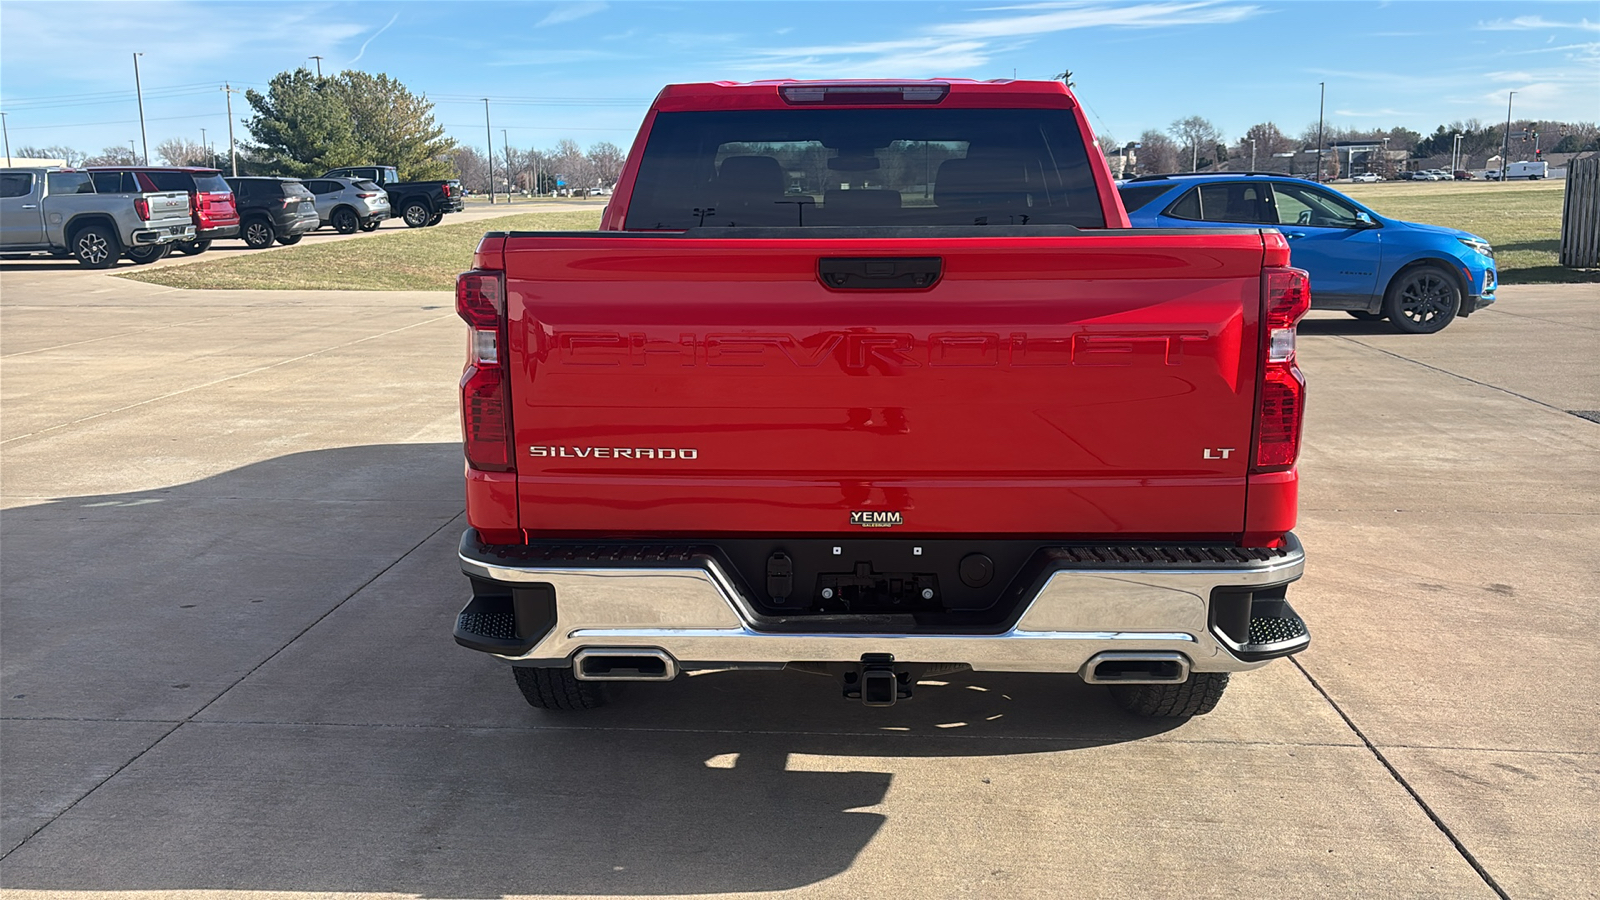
<box><xmin>1560</xmin><ymin>156</ymin><xmax>1600</xmax><ymax>269</ymax></box>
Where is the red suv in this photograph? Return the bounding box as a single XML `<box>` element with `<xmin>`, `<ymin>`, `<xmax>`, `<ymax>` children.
<box><xmin>86</xmin><ymin>166</ymin><xmax>238</xmax><ymax>256</ymax></box>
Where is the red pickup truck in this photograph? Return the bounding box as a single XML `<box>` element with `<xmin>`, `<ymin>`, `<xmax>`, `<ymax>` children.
<box><xmin>452</xmin><ymin>79</ymin><xmax>1312</xmax><ymax>717</ymax></box>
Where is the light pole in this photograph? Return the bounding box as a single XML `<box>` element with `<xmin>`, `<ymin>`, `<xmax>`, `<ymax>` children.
<box><xmin>133</xmin><ymin>52</ymin><xmax>149</xmax><ymax>165</ymax></box>
<box><xmin>222</xmin><ymin>83</ymin><xmax>241</xmax><ymax>176</ymax></box>
<box><xmin>1</xmin><ymin>112</ymin><xmax>10</xmax><ymax>165</ymax></box>
<box><xmin>483</xmin><ymin>99</ymin><xmax>494</xmax><ymax>204</ymax></box>
<box><xmin>1316</xmin><ymin>81</ymin><xmax>1326</xmax><ymax>183</ymax></box>
<box><xmin>1249</xmin><ymin>137</ymin><xmax>1257</xmax><ymax>171</ymax></box>
<box><xmin>1501</xmin><ymin>91</ymin><xmax>1516</xmax><ymax>180</ymax></box>
<box><xmin>200</xmin><ymin>127</ymin><xmax>207</xmax><ymax>166</ymax></box>
<box><xmin>503</xmin><ymin>128</ymin><xmax>511</xmax><ymax>200</ymax></box>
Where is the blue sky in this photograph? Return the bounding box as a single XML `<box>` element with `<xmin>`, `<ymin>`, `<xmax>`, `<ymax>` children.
<box><xmin>2</xmin><ymin>0</ymin><xmax>1596</xmax><ymax>158</ymax></box>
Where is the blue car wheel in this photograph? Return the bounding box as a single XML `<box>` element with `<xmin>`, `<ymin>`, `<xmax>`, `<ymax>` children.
<box><xmin>1384</xmin><ymin>265</ymin><xmax>1460</xmax><ymax>334</ymax></box>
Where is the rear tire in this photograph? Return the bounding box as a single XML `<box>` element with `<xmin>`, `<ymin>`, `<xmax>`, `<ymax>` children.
<box><xmin>242</xmin><ymin>218</ymin><xmax>275</xmax><ymax>249</ymax></box>
<box><xmin>427</xmin><ymin>211</ymin><xmax>444</xmax><ymax>226</ymax></box>
<box><xmin>276</xmin><ymin>233</ymin><xmax>302</xmax><ymax>246</ymax></box>
<box><xmin>1383</xmin><ymin>265</ymin><xmax>1460</xmax><ymax>334</ymax></box>
<box><xmin>125</xmin><ymin>243</ymin><xmax>171</xmax><ymax>265</ymax></box>
<box><xmin>402</xmin><ymin>201</ymin><xmax>431</xmax><ymax>228</ymax></box>
<box><xmin>1347</xmin><ymin>310</ymin><xmax>1385</xmax><ymax>321</ymax></box>
<box><xmin>1110</xmin><ymin>672</ymin><xmax>1229</xmax><ymax>718</ymax></box>
<box><xmin>360</xmin><ymin>219</ymin><xmax>380</xmax><ymax>232</ymax></box>
<box><xmin>71</xmin><ymin>224</ymin><xmax>119</xmax><ymax>269</ymax></box>
<box><xmin>512</xmin><ymin>666</ymin><xmax>608</xmax><ymax>710</ymax></box>
<box><xmin>173</xmin><ymin>239</ymin><xmax>211</xmax><ymax>256</ymax></box>
<box><xmin>331</xmin><ymin>207</ymin><xmax>360</xmax><ymax>234</ymax></box>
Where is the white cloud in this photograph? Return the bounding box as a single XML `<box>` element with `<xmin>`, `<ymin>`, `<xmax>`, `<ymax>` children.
<box><xmin>536</xmin><ymin>2</ymin><xmax>608</xmax><ymax>28</ymax></box>
<box><xmin>731</xmin><ymin>1</ymin><xmax>1258</xmax><ymax>78</ymax></box>
<box><xmin>1477</xmin><ymin>16</ymin><xmax>1600</xmax><ymax>32</ymax></box>
<box><xmin>927</xmin><ymin>1</ymin><xmax>1260</xmax><ymax>38</ymax></box>
<box><xmin>347</xmin><ymin>12</ymin><xmax>400</xmax><ymax>66</ymax></box>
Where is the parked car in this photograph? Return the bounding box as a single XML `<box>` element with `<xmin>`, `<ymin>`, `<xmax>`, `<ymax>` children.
<box><xmin>87</xmin><ymin>165</ymin><xmax>238</xmax><ymax>256</ymax></box>
<box><xmin>301</xmin><ymin>176</ymin><xmax>390</xmax><ymax>233</ymax></box>
<box><xmin>0</xmin><ymin>167</ymin><xmax>193</xmax><ymax>267</ymax></box>
<box><xmin>1119</xmin><ymin>172</ymin><xmax>1496</xmax><ymax>333</ymax></box>
<box><xmin>452</xmin><ymin>78</ymin><xmax>1316</xmax><ymax>719</ymax></box>
<box><xmin>319</xmin><ymin>166</ymin><xmax>463</xmax><ymax>228</ymax></box>
<box><xmin>224</xmin><ymin>177</ymin><xmax>320</xmax><ymax>248</ymax></box>
<box><xmin>1453</xmin><ymin>170</ymin><xmax>1474</xmax><ymax>180</ymax></box>
<box><xmin>1350</xmin><ymin>172</ymin><xmax>1381</xmax><ymax>183</ymax></box>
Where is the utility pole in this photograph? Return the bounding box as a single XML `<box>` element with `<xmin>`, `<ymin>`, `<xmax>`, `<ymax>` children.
<box><xmin>309</xmin><ymin>55</ymin><xmax>323</xmax><ymax>78</ymax></box>
<box><xmin>1</xmin><ymin>112</ymin><xmax>10</xmax><ymax>165</ymax></box>
<box><xmin>222</xmin><ymin>83</ymin><xmax>241</xmax><ymax>177</ymax></box>
<box><xmin>503</xmin><ymin>128</ymin><xmax>511</xmax><ymax>201</ymax></box>
<box><xmin>1249</xmin><ymin>137</ymin><xmax>1257</xmax><ymax>171</ymax></box>
<box><xmin>201</xmin><ymin>127</ymin><xmax>207</xmax><ymax>166</ymax></box>
<box><xmin>1501</xmin><ymin>91</ymin><xmax>1516</xmax><ymax>180</ymax></box>
<box><xmin>483</xmin><ymin>98</ymin><xmax>494</xmax><ymax>204</ymax></box>
<box><xmin>129</xmin><ymin>140</ymin><xmax>138</xmax><ymax>162</ymax></box>
<box><xmin>1316</xmin><ymin>81</ymin><xmax>1325</xmax><ymax>184</ymax></box>
<box><xmin>133</xmin><ymin>52</ymin><xmax>149</xmax><ymax>165</ymax></box>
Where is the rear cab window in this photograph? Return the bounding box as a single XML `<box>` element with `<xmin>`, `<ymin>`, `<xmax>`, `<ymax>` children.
<box><xmin>624</xmin><ymin>107</ymin><xmax>1105</xmax><ymax>229</ymax></box>
<box><xmin>47</xmin><ymin>172</ymin><xmax>95</xmax><ymax>194</ymax></box>
<box><xmin>1</xmin><ymin>172</ymin><xmax>34</xmax><ymax>198</ymax></box>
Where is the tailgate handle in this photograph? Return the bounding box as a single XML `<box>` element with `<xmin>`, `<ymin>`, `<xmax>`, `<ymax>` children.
<box><xmin>819</xmin><ymin>257</ymin><xmax>942</xmax><ymax>290</ymax></box>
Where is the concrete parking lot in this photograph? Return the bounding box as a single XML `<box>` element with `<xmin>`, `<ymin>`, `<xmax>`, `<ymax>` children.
<box><xmin>0</xmin><ymin>258</ymin><xmax>1595</xmax><ymax>898</ymax></box>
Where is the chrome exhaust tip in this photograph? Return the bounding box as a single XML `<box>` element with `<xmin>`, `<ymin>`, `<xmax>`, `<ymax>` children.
<box><xmin>573</xmin><ymin>648</ymin><xmax>679</xmax><ymax>682</ymax></box>
<box><xmin>1081</xmin><ymin>651</ymin><xmax>1190</xmax><ymax>685</ymax></box>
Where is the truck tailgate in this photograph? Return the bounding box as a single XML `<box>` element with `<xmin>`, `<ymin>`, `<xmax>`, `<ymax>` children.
<box><xmin>499</xmin><ymin>230</ymin><xmax>1269</xmax><ymax>537</ymax></box>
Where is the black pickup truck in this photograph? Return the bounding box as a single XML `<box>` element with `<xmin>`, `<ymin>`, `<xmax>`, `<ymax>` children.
<box><xmin>320</xmin><ymin>166</ymin><xmax>464</xmax><ymax>228</ymax></box>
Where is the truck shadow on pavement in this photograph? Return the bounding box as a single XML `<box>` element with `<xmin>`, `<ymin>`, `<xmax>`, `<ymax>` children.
<box><xmin>2</xmin><ymin>442</ymin><xmax>1187</xmax><ymax>897</ymax></box>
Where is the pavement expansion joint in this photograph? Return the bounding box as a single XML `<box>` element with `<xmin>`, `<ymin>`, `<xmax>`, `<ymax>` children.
<box><xmin>1333</xmin><ymin>335</ymin><xmax>1571</xmax><ymax>416</ymax></box>
<box><xmin>1291</xmin><ymin>657</ymin><xmax>1513</xmax><ymax>900</ymax></box>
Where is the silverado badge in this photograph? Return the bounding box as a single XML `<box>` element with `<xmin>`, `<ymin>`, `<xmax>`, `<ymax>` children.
<box><xmin>850</xmin><ymin>510</ymin><xmax>903</xmax><ymax>528</ymax></box>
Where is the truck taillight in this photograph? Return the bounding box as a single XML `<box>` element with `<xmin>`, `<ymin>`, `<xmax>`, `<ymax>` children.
<box><xmin>134</xmin><ymin>198</ymin><xmax>150</xmax><ymax>220</ymax></box>
<box><xmin>1254</xmin><ymin>267</ymin><xmax>1311</xmax><ymax>473</ymax></box>
<box><xmin>444</xmin><ymin>183</ymin><xmax>454</xmax><ymax>198</ymax></box>
<box><xmin>457</xmin><ymin>270</ymin><xmax>513</xmax><ymax>472</ymax></box>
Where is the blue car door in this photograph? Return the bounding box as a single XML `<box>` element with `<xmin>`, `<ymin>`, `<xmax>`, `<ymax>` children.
<box><xmin>1266</xmin><ymin>182</ymin><xmax>1383</xmax><ymax>306</ymax></box>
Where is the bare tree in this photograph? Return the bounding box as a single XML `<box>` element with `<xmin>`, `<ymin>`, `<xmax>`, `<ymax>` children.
<box><xmin>83</xmin><ymin>145</ymin><xmax>140</xmax><ymax>166</ymax></box>
<box><xmin>550</xmin><ymin>138</ymin><xmax>589</xmax><ymax>192</ymax></box>
<box><xmin>1168</xmin><ymin>116</ymin><xmax>1222</xmax><ymax>172</ymax></box>
<box><xmin>14</xmin><ymin>144</ymin><xmax>86</xmax><ymax>165</ymax></box>
<box><xmin>585</xmin><ymin>141</ymin><xmax>625</xmax><ymax>188</ymax></box>
<box><xmin>155</xmin><ymin>138</ymin><xmax>211</xmax><ymax>166</ymax></box>
<box><xmin>1137</xmin><ymin>129</ymin><xmax>1178</xmax><ymax>174</ymax></box>
<box><xmin>448</xmin><ymin>146</ymin><xmax>490</xmax><ymax>193</ymax></box>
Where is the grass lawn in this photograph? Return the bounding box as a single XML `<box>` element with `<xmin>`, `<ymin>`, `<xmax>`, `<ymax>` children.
<box><xmin>119</xmin><ymin>210</ymin><xmax>602</xmax><ymax>292</ymax></box>
<box><xmin>1340</xmin><ymin>179</ymin><xmax>1593</xmax><ymax>284</ymax></box>
<box><xmin>122</xmin><ymin>180</ymin><xmax>1591</xmax><ymax>291</ymax></box>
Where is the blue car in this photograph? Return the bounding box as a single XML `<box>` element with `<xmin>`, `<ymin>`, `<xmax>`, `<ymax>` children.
<box><xmin>1118</xmin><ymin>174</ymin><xmax>1496</xmax><ymax>334</ymax></box>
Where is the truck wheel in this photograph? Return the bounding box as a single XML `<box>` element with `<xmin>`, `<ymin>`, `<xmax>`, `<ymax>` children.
<box><xmin>427</xmin><ymin>211</ymin><xmax>444</xmax><ymax>226</ymax></box>
<box><xmin>276</xmin><ymin>234</ymin><xmax>303</xmax><ymax>246</ymax></box>
<box><xmin>331</xmin><ymin>208</ymin><xmax>360</xmax><ymax>234</ymax></box>
<box><xmin>1346</xmin><ymin>310</ymin><xmax>1385</xmax><ymax>321</ymax></box>
<box><xmin>71</xmin><ymin>224</ymin><xmax>119</xmax><ymax>269</ymax></box>
<box><xmin>173</xmin><ymin>240</ymin><xmax>211</xmax><ymax>256</ymax></box>
<box><xmin>1110</xmin><ymin>672</ymin><xmax>1229</xmax><ymax>718</ymax></box>
<box><xmin>1383</xmin><ymin>265</ymin><xmax>1460</xmax><ymax>334</ymax></box>
<box><xmin>402</xmin><ymin>201</ymin><xmax>432</xmax><ymax>228</ymax></box>
<box><xmin>242</xmin><ymin>218</ymin><xmax>275</xmax><ymax>249</ymax></box>
<box><xmin>125</xmin><ymin>243</ymin><xmax>172</xmax><ymax>265</ymax></box>
<box><xmin>512</xmin><ymin>666</ymin><xmax>608</xmax><ymax>710</ymax></box>
<box><xmin>360</xmin><ymin>220</ymin><xmax>381</xmax><ymax>232</ymax></box>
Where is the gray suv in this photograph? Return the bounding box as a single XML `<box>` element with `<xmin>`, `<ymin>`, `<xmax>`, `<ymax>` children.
<box><xmin>302</xmin><ymin>177</ymin><xmax>391</xmax><ymax>233</ymax></box>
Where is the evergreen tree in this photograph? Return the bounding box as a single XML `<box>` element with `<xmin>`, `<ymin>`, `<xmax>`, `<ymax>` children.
<box><xmin>243</xmin><ymin>69</ymin><xmax>361</xmax><ymax>176</ymax></box>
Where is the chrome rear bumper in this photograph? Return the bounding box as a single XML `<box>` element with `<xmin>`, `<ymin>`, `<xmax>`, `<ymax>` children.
<box><xmin>458</xmin><ymin>533</ymin><xmax>1307</xmax><ymax>675</ymax></box>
